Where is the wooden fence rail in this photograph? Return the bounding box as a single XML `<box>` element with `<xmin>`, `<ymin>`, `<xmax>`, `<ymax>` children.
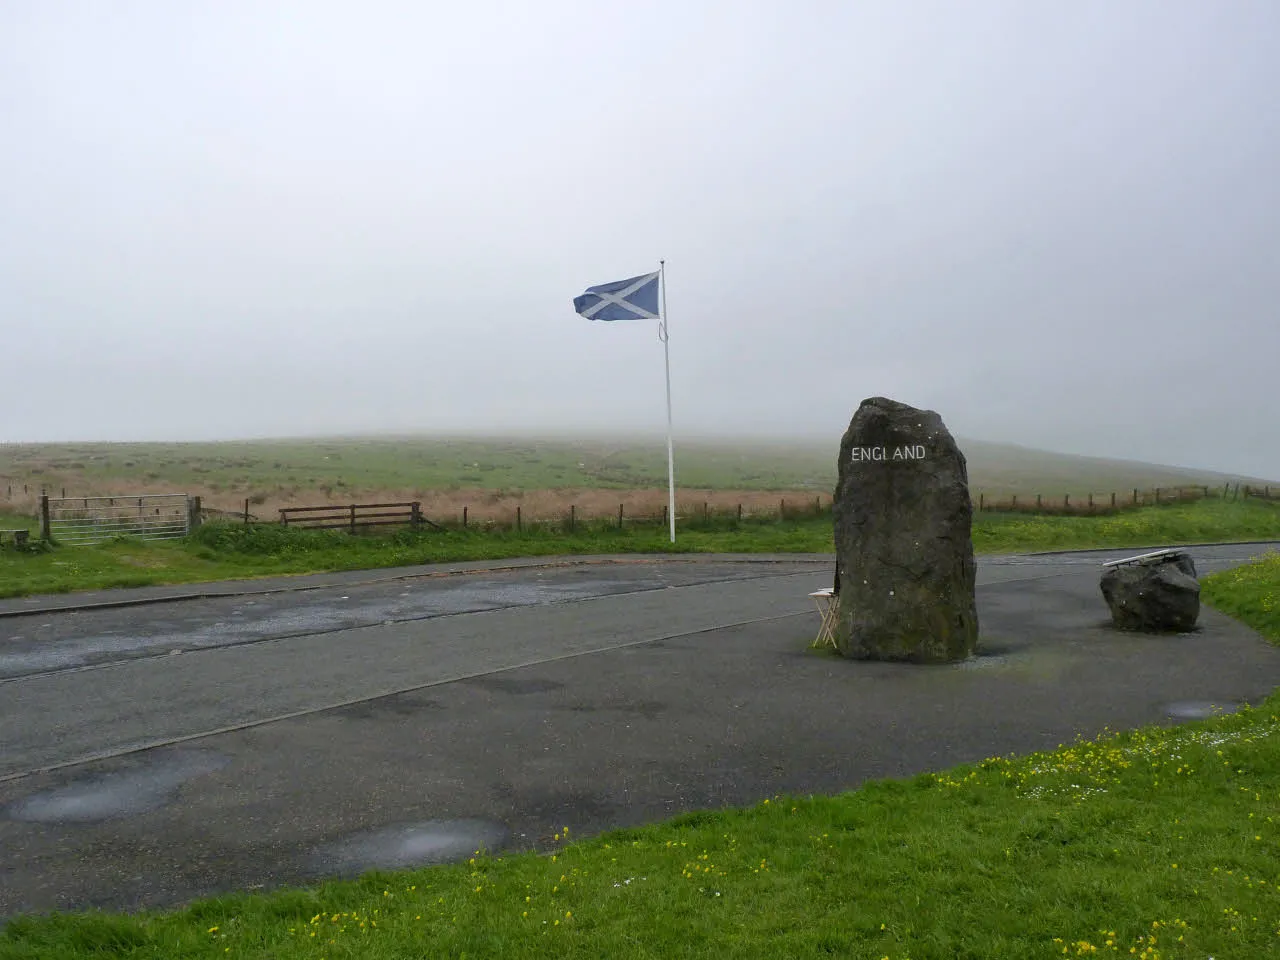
<box><xmin>16</xmin><ymin>482</ymin><xmax>1276</xmax><ymax>541</ymax></box>
<box><xmin>182</xmin><ymin>483</ymin><xmax>1280</xmax><ymax>535</ymax></box>
<box><xmin>971</xmin><ymin>483</ymin><xmax>1277</xmax><ymax>515</ymax></box>
<box><xmin>278</xmin><ymin>501</ymin><xmax>442</xmax><ymax>532</ymax></box>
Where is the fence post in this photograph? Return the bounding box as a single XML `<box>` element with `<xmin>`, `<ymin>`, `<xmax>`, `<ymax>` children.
<box><xmin>618</xmin><ymin>503</ymin><xmax>624</xmax><ymax>530</ymax></box>
<box><xmin>1036</xmin><ymin>494</ymin><xmax>1042</xmax><ymax>510</ymax></box>
<box><xmin>704</xmin><ymin>501</ymin><xmax>709</xmax><ymax>524</ymax></box>
<box><xmin>279</xmin><ymin>508</ymin><xmax>287</xmax><ymax>526</ymax></box>
<box><xmin>737</xmin><ymin>503</ymin><xmax>743</xmax><ymax>523</ymax></box>
<box><xmin>411</xmin><ymin>502</ymin><xmax>422</xmax><ymax>527</ymax></box>
<box><xmin>517</xmin><ymin>505</ymin><xmax>522</xmax><ymax>531</ymax></box>
<box><xmin>188</xmin><ymin>496</ymin><xmax>202</xmax><ymax>531</ymax></box>
<box><xmin>979</xmin><ymin>493</ymin><xmax>984</xmax><ymax>512</ymax></box>
<box><xmin>663</xmin><ymin>504</ymin><xmax>668</xmax><ymax>527</ymax></box>
<box><xmin>463</xmin><ymin>506</ymin><xmax>468</xmax><ymax>528</ymax></box>
<box><xmin>570</xmin><ymin>504</ymin><xmax>576</xmax><ymax>533</ymax></box>
<box><xmin>350</xmin><ymin>504</ymin><xmax>357</xmax><ymax>534</ymax></box>
<box><xmin>780</xmin><ymin>498</ymin><xmax>786</xmax><ymax>519</ymax></box>
<box><xmin>40</xmin><ymin>495</ymin><xmax>50</xmax><ymax>541</ymax></box>
<box><xmin>1110</xmin><ymin>491</ymin><xmax>1116</xmax><ymax>509</ymax></box>
<box><xmin>1088</xmin><ymin>492</ymin><xmax>1093</xmax><ymax>512</ymax></box>
<box><xmin>244</xmin><ymin>498</ymin><xmax>250</xmax><ymax>524</ymax></box>
<box><xmin>1011</xmin><ymin>494</ymin><xmax>1017</xmax><ymax>509</ymax></box>
<box><xmin>1155</xmin><ymin>488</ymin><xmax>1161</xmax><ymax>505</ymax></box>
<box><xmin>1064</xmin><ymin>493</ymin><xmax>1070</xmax><ymax>509</ymax></box>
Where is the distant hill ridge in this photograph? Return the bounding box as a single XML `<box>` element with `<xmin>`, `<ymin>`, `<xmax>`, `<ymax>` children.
<box><xmin>954</xmin><ymin>438</ymin><xmax>1276</xmax><ymax>496</ymax></box>
<box><xmin>0</xmin><ymin>436</ymin><xmax>1273</xmax><ymax>501</ymax></box>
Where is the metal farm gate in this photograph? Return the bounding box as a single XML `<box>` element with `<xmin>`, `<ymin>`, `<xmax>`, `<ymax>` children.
<box><xmin>42</xmin><ymin>494</ymin><xmax>193</xmax><ymax>544</ymax></box>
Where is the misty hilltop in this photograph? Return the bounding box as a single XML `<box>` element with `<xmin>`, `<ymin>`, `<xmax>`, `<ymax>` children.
<box><xmin>0</xmin><ymin>436</ymin><xmax>1272</xmax><ymax>507</ymax></box>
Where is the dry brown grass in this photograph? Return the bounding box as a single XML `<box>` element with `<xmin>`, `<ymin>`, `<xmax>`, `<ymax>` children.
<box><xmin>7</xmin><ymin>478</ymin><xmax>1267</xmax><ymax>527</ymax></box>
<box><xmin>209</xmin><ymin>486</ymin><xmax>826</xmax><ymax>524</ymax></box>
<box><xmin>0</xmin><ymin>480</ymin><xmax>824</xmax><ymax>524</ymax></box>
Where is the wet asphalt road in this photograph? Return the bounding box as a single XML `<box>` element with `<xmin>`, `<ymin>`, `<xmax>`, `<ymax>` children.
<box><xmin>2</xmin><ymin>544</ymin><xmax>1279</xmax><ymax>917</ymax></box>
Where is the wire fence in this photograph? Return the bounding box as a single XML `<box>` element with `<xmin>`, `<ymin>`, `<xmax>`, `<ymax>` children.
<box><xmin>2</xmin><ymin>482</ymin><xmax>1276</xmax><ymax>542</ymax></box>
<box><xmin>201</xmin><ymin>483</ymin><xmax>1277</xmax><ymax>535</ymax></box>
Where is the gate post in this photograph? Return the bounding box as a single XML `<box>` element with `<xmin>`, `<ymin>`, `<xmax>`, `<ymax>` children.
<box><xmin>188</xmin><ymin>496</ymin><xmax>202</xmax><ymax>532</ymax></box>
<box><xmin>40</xmin><ymin>495</ymin><xmax>51</xmax><ymax>541</ymax></box>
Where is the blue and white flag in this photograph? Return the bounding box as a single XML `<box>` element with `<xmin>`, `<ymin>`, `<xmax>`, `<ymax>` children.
<box><xmin>573</xmin><ymin>271</ymin><xmax>661</xmax><ymax>321</ymax></box>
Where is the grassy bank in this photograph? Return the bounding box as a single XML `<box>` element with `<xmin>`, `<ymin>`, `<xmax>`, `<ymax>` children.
<box><xmin>0</xmin><ymin>516</ymin><xmax>829</xmax><ymax>599</ymax></box>
<box><xmin>2</xmin><ymin>498</ymin><xmax>1279</xmax><ymax>600</ymax></box>
<box><xmin>1203</xmin><ymin>550</ymin><xmax>1280</xmax><ymax>644</ymax></box>
<box><xmin>972</xmin><ymin>496</ymin><xmax>1280</xmax><ymax>552</ymax></box>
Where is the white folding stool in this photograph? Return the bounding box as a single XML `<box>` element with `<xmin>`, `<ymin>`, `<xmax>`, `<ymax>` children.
<box><xmin>809</xmin><ymin>587</ymin><xmax>839</xmax><ymax>649</ymax></box>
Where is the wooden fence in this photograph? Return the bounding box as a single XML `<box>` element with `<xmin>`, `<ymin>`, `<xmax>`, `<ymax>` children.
<box><xmin>201</xmin><ymin>483</ymin><xmax>1279</xmax><ymax>535</ymax></box>
<box><xmin>973</xmin><ymin>483</ymin><xmax>1277</xmax><ymax>516</ymax></box>
<box><xmin>278</xmin><ymin>501</ymin><xmax>442</xmax><ymax>532</ymax></box>
<box><xmin>450</xmin><ymin>496</ymin><xmax>832</xmax><ymax>533</ymax></box>
<box><xmin>10</xmin><ymin>482</ymin><xmax>1278</xmax><ymax>541</ymax></box>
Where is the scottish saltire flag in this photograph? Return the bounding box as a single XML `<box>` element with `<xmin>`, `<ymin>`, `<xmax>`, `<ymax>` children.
<box><xmin>573</xmin><ymin>271</ymin><xmax>660</xmax><ymax>321</ymax></box>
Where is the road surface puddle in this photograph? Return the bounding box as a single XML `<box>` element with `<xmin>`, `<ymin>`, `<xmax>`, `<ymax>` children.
<box><xmin>1165</xmin><ymin>700</ymin><xmax>1240</xmax><ymax>720</ymax></box>
<box><xmin>312</xmin><ymin>819</ymin><xmax>509</xmax><ymax>875</ymax></box>
<box><xmin>5</xmin><ymin>750</ymin><xmax>228</xmax><ymax>823</ymax></box>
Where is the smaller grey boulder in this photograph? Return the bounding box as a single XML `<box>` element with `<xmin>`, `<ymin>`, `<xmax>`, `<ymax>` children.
<box><xmin>1100</xmin><ymin>551</ymin><xmax>1200</xmax><ymax>632</ymax></box>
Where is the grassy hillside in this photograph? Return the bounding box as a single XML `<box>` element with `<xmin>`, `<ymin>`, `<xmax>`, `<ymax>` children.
<box><xmin>958</xmin><ymin>439</ymin><xmax>1270</xmax><ymax>497</ymax></box>
<box><xmin>0</xmin><ymin>436</ymin><xmax>1271</xmax><ymax>505</ymax></box>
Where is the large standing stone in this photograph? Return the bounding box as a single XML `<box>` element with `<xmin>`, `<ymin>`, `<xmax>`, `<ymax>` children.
<box><xmin>1100</xmin><ymin>551</ymin><xmax>1200</xmax><ymax>632</ymax></box>
<box><xmin>832</xmin><ymin>397</ymin><xmax>978</xmax><ymax>662</ymax></box>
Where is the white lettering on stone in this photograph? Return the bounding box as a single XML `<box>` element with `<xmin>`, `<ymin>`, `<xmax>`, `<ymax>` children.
<box><xmin>851</xmin><ymin>445</ymin><xmax>928</xmax><ymax>464</ymax></box>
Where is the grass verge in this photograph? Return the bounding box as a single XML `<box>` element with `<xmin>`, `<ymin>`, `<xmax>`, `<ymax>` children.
<box><xmin>1202</xmin><ymin>550</ymin><xmax>1280</xmax><ymax>644</ymax></box>
<box><xmin>2</xmin><ymin>499</ymin><xmax>1279</xmax><ymax>600</ymax></box>
<box><xmin>971</xmin><ymin>496</ymin><xmax>1280</xmax><ymax>553</ymax></box>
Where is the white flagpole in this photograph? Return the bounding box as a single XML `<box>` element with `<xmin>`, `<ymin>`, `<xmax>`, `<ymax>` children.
<box><xmin>659</xmin><ymin>260</ymin><xmax>676</xmax><ymax>544</ymax></box>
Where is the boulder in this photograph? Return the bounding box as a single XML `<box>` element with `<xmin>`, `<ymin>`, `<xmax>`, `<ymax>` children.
<box><xmin>1100</xmin><ymin>551</ymin><xmax>1200</xmax><ymax>632</ymax></box>
<box><xmin>832</xmin><ymin>397</ymin><xmax>978</xmax><ymax>662</ymax></box>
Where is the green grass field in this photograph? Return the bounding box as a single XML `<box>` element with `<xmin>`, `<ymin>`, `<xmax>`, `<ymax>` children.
<box><xmin>1</xmin><ymin>499</ymin><xmax>1279</xmax><ymax>600</ymax></box>
<box><xmin>2</xmin><ymin>436</ymin><xmax>1272</xmax><ymax>499</ymax></box>
<box><xmin>2</xmin><ymin>553</ymin><xmax>1278</xmax><ymax>959</ymax></box>
<box><xmin>0</xmin><ymin>437</ymin><xmax>837</xmax><ymax>494</ymax></box>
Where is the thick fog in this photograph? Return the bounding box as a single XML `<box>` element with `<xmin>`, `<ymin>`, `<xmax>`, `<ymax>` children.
<box><xmin>2</xmin><ymin>1</ymin><xmax>1277</xmax><ymax>477</ymax></box>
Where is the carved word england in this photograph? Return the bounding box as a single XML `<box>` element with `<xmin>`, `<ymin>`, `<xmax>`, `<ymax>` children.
<box><xmin>849</xmin><ymin>445</ymin><xmax>928</xmax><ymax>463</ymax></box>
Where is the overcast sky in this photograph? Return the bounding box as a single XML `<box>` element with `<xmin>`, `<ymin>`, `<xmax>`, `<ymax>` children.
<box><xmin>2</xmin><ymin>1</ymin><xmax>1277</xmax><ymax>477</ymax></box>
